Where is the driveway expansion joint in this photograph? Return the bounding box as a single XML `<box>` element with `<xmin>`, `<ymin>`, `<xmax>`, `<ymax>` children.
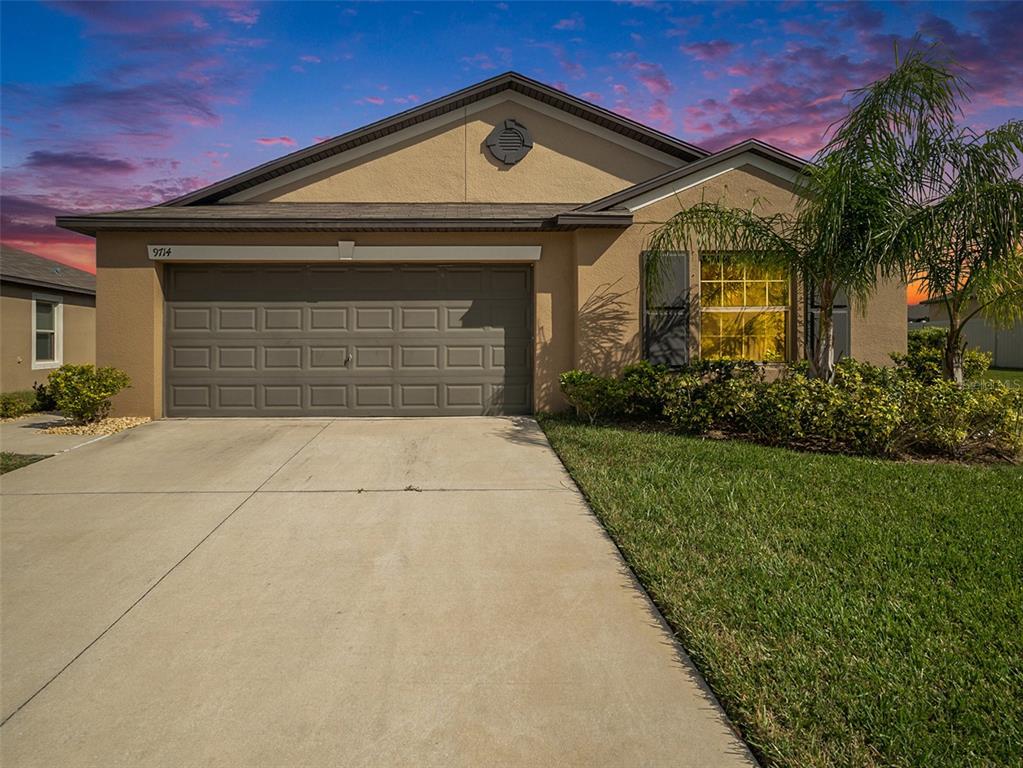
<box><xmin>0</xmin><ymin>421</ymin><xmax>331</xmax><ymax>728</ymax></box>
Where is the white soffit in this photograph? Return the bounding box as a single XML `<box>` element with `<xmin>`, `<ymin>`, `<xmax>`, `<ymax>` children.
<box><xmin>625</xmin><ymin>152</ymin><xmax>801</xmax><ymax>212</ymax></box>
<box><xmin>221</xmin><ymin>91</ymin><xmax>684</xmax><ymax>203</ymax></box>
<box><xmin>148</xmin><ymin>243</ymin><xmax>541</xmax><ymax>262</ymax></box>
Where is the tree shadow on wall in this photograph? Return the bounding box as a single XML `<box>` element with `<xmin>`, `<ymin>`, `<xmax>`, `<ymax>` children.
<box><xmin>577</xmin><ymin>280</ymin><xmax>640</xmax><ymax>373</ymax></box>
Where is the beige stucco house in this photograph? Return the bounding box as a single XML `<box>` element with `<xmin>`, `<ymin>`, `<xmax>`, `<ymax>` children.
<box><xmin>58</xmin><ymin>72</ymin><xmax>905</xmax><ymax>418</ymax></box>
<box><xmin>0</xmin><ymin>246</ymin><xmax>96</xmax><ymax>393</ymax></box>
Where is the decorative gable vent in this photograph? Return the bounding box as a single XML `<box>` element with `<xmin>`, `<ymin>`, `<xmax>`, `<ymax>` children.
<box><xmin>485</xmin><ymin>119</ymin><xmax>533</xmax><ymax>165</ymax></box>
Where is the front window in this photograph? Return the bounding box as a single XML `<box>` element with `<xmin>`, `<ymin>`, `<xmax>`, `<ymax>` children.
<box><xmin>700</xmin><ymin>256</ymin><xmax>788</xmax><ymax>361</ymax></box>
<box><xmin>32</xmin><ymin>295</ymin><xmax>62</xmax><ymax>369</ymax></box>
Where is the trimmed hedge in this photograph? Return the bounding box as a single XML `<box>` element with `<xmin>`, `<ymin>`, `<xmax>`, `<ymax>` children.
<box><xmin>559</xmin><ymin>359</ymin><xmax>1023</xmax><ymax>461</ymax></box>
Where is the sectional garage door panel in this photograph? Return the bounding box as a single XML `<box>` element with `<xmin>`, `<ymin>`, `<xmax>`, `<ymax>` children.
<box><xmin>164</xmin><ymin>264</ymin><xmax>531</xmax><ymax>417</ymax></box>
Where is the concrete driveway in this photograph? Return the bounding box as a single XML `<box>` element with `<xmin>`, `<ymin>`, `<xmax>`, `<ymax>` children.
<box><xmin>1</xmin><ymin>418</ymin><xmax>754</xmax><ymax>767</ymax></box>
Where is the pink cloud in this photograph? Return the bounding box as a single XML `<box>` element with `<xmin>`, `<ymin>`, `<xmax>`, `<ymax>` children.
<box><xmin>681</xmin><ymin>39</ymin><xmax>738</xmax><ymax>61</ymax></box>
<box><xmin>357</xmin><ymin>96</ymin><xmax>385</xmax><ymax>106</ymax></box>
<box><xmin>203</xmin><ymin>1</ymin><xmax>261</xmax><ymax>26</ymax></box>
<box><xmin>255</xmin><ymin>136</ymin><xmax>296</xmax><ymax>146</ymax></box>
<box><xmin>643</xmin><ymin>100</ymin><xmax>673</xmax><ymax>131</ymax></box>
<box><xmin>613</xmin><ymin>53</ymin><xmax>673</xmax><ymax>96</ymax></box>
<box><xmin>581</xmin><ymin>91</ymin><xmax>603</xmax><ymax>103</ymax></box>
<box><xmin>553</xmin><ymin>14</ymin><xmax>584</xmax><ymax>31</ymax></box>
<box><xmin>299</xmin><ymin>54</ymin><xmax>321</xmax><ymax>64</ymax></box>
<box><xmin>461</xmin><ymin>53</ymin><xmax>496</xmax><ymax>70</ymax></box>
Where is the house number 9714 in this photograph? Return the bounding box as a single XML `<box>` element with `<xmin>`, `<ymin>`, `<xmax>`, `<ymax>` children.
<box><xmin>151</xmin><ymin>247</ymin><xmax>173</xmax><ymax>258</ymax></box>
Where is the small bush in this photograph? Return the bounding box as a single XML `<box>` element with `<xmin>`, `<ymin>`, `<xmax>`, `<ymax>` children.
<box><xmin>46</xmin><ymin>364</ymin><xmax>131</xmax><ymax>423</ymax></box>
<box><xmin>619</xmin><ymin>361</ymin><xmax>670</xmax><ymax>419</ymax></box>
<box><xmin>0</xmin><ymin>391</ymin><xmax>35</xmax><ymax>419</ymax></box>
<box><xmin>559</xmin><ymin>370</ymin><xmax>626</xmax><ymax>423</ymax></box>
<box><xmin>892</xmin><ymin>327</ymin><xmax>991</xmax><ymax>383</ymax></box>
<box><xmin>32</xmin><ymin>380</ymin><xmax>57</xmax><ymax>411</ymax></box>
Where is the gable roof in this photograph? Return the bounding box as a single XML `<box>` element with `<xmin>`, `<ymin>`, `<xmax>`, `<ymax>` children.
<box><xmin>165</xmin><ymin>72</ymin><xmax>708</xmax><ymax>207</ymax></box>
<box><xmin>0</xmin><ymin>246</ymin><xmax>96</xmax><ymax>295</ymax></box>
<box><xmin>577</xmin><ymin>139</ymin><xmax>809</xmax><ymax>212</ymax></box>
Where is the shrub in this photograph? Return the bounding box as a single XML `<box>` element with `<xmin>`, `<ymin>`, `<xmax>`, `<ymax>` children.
<box><xmin>46</xmin><ymin>364</ymin><xmax>131</xmax><ymax>423</ymax></box>
<box><xmin>0</xmin><ymin>391</ymin><xmax>35</xmax><ymax>419</ymax></box>
<box><xmin>896</xmin><ymin>380</ymin><xmax>1023</xmax><ymax>459</ymax></box>
<box><xmin>619</xmin><ymin>361</ymin><xmax>670</xmax><ymax>419</ymax></box>
<box><xmin>32</xmin><ymin>380</ymin><xmax>57</xmax><ymax>411</ymax></box>
<box><xmin>892</xmin><ymin>327</ymin><xmax>991</xmax><ymax>382</ymax></box>
<box><xmin>559</xmin><ymin>370</ymin><xmax>626</xmax><ymax>423</ymax></box>
<box><xmin>660</xmin><ymin>373</ymin><xmax>708</xmax><ymax>433</ymax></box>
<box><xmin>558</xmin><ymin>357</ymin><xmax>1022</xmax><ymax>462</ymax></box>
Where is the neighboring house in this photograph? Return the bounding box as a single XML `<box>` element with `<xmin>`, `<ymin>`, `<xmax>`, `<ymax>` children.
<box><xmin>57</xmin><ymin>72</ymin><xmax>906</xmax><ymax>418</ymax></box>
<box><xmin>909</xmin><ymin>300</ymin><xmax>1023</xmax><ymax>369</ymax></box>
<box><xmin>0</xmin><ymin>246</ymin><xmax>96</xmax><ymax>393</ymax></box>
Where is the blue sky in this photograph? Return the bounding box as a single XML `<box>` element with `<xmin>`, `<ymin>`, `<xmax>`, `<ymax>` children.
<box><xmin>2</xmin><ymin>1</ymin><xmax>1021</xmax><ymax>273</ymax></box>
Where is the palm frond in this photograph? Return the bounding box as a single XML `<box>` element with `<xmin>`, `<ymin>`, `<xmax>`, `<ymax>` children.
<box><xmin>644</xmin><ymin>201</ymin><xmax>797</xmax><ymax>307</ymax></box>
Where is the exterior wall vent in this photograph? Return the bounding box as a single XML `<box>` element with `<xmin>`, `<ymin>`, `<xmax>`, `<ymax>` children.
<box><xmin>485</xmin><ymin>119</ymin><xmax>533</xmax><ymax>165</ymax></box>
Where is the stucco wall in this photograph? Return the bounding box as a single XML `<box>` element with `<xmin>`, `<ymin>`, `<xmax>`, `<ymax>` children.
<box><xmin>0</xmin><ymin>282</ymin><xmax>95</xmax><ymax>393</ymax></box>
<box><xmin>248</xmin><ymin>99</ymin><xmax>678</xmax><ymax>204</ymax></box>
<box><xmin>96</xmin><ymin>230</ymin><xmax>576</xmax><ymax>417</ymax></box>
<box><xmin>849</xmin><ymin>271</ymin><xmax>907</xmax><ymax>365</ymax></box>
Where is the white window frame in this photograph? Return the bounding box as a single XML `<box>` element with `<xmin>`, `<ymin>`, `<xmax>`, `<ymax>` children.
<box><xmin>31</xmin><ymin>292</ymin><xmax>63</xmax><ymax>370</ymax></box>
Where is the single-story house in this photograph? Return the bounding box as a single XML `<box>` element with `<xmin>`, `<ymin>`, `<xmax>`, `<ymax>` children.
<box><xmin>0</xmin><ymin>246</ymin><xmax>96</xmax><ymax>393</ymax></box>
<box><xmin>57</xmin><ymin>72</ymin><xmax>906</xmax><ymax>418</ymax></box>
<box><xmin>909</xmin><ymin>299</ymin><xmax>1022</xmax><ymax>369</ymax></box>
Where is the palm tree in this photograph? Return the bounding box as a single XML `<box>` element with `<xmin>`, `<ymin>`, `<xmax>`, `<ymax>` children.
<box><xmin>646</xmin><ymin>50</ymin><xmax>979</xmax><ymax>382</ymax></box>
<box><xmin>883</xmin><ymin>122</ymin><xmax>1023</xmax><ymax>383</ymax></box>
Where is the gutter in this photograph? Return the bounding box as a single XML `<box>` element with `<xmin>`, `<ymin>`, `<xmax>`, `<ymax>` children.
<box><xmin>56</xmin><ymin>213</ymin><xmax>634</xmax><ymax>237</ymax></box>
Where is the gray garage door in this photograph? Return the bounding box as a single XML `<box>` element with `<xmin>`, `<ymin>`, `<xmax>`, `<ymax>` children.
<box><xmin>164</xmin><ymin>263</ymin><xmax>532</xmax><ymax>417</ymax></box>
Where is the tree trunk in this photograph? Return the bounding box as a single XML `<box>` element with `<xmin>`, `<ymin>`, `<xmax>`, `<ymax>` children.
<box><xmin>812</xmin><ymin>280</ymin><xmax>836</xmax><ymax>383</ymax></box>
<box><xmin>943</xmin><ymin>325</ymin><xmax>965</xmax><ymax>385</ymax></box>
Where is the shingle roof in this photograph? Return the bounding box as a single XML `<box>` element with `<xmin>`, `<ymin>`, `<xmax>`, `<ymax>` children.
<box><xmin>162</xmin><ymin>72</ymin><xmax>708</xmax><ymax>207</ymax></box>
<box><xmin>56</xmin><ymin>202</ymin><xmax>633</xmax><ymax>236</ymax></box>
<box><xmin>0</xmin><ymin>246</ymin><xmax>95</xmax><ymax>295</ymax></box>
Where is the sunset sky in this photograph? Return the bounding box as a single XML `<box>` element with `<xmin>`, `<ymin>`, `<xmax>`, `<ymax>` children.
<box><xmin>2</xmin><ymin>1</ymin><xmax>1021</xmax><ymax>304</ymax></box>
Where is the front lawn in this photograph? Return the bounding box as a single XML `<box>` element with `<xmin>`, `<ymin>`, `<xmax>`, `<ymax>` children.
<box><xmin>540</xmin><ymin>415</ymin><xmax>1022</xmax><ymax>768</ymax></box>
<box><xmin>0</xmin><ymin>452</ymin><xmax>49</xmax><ymax>474</ymax></box>
<box><xmin>983</xmin><ymin>368</ymin><xmax>1023</xmax><ymax>385</ymax></box>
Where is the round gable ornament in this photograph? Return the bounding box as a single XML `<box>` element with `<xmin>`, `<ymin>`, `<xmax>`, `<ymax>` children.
<box><xmin>485</xmin><ymin>119</ymin><xmax>533</xmax><ymax>165</ymax></box>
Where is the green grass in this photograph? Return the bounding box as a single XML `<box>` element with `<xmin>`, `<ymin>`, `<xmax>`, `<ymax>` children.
<box><xmin>540</xmin><ymin>415</ymin><xmax>1022</xmax><ymax>768</ymax></box>
<box><xmin>0</xmin><ymin>452</ymin><xmax>49</xmax><ymax>474</ymax></box>
<box><xmin>982</xmin><ymin>368</ymin><xmax>1023</xmax><ymax>385</ymax></box>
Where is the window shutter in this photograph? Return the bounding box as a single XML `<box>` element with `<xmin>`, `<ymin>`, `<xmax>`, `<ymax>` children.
<box><xmin>643</xmin><ymin>252</ymin><xmax>690</xmax><ymax>368</ymax></box>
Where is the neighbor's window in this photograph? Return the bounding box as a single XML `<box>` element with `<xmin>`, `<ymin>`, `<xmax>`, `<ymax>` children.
<box><xmin>700</xmin><ymin>256</ymin><xmax>788</xmax><ymax>361</ymax></box>
<box><xmin>32</xmin><ymin>295</ymin><xmax>62</xmax><ymax>369</ymax></box>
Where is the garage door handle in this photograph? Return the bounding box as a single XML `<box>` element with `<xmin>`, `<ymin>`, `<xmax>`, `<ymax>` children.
<box><xmin>345</xmin><ymin>353</ymin><xmax>353</xmax><ymax>366</ymax></box>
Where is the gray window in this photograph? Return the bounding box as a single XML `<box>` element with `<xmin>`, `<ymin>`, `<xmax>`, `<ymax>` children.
<box><xmin>643</xmin><ymin>252</ymin><xmax>690</xmax><ymax>368</ymax></box>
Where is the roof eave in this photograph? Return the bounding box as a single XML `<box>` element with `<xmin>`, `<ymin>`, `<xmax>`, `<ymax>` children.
<box><xmin>577</xmin><ymin>139</ymin><xmax>811</xmax><ymax>212</ymax></box>
<box><xmin>56</xmin><ymin>214</ymin><xmax>632</xmax><ymax>237</ymax></box>
<box><xmin>0</xmin><ymin>274</ymin><xmax>96</xmax><ymax>296</ymax></box>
